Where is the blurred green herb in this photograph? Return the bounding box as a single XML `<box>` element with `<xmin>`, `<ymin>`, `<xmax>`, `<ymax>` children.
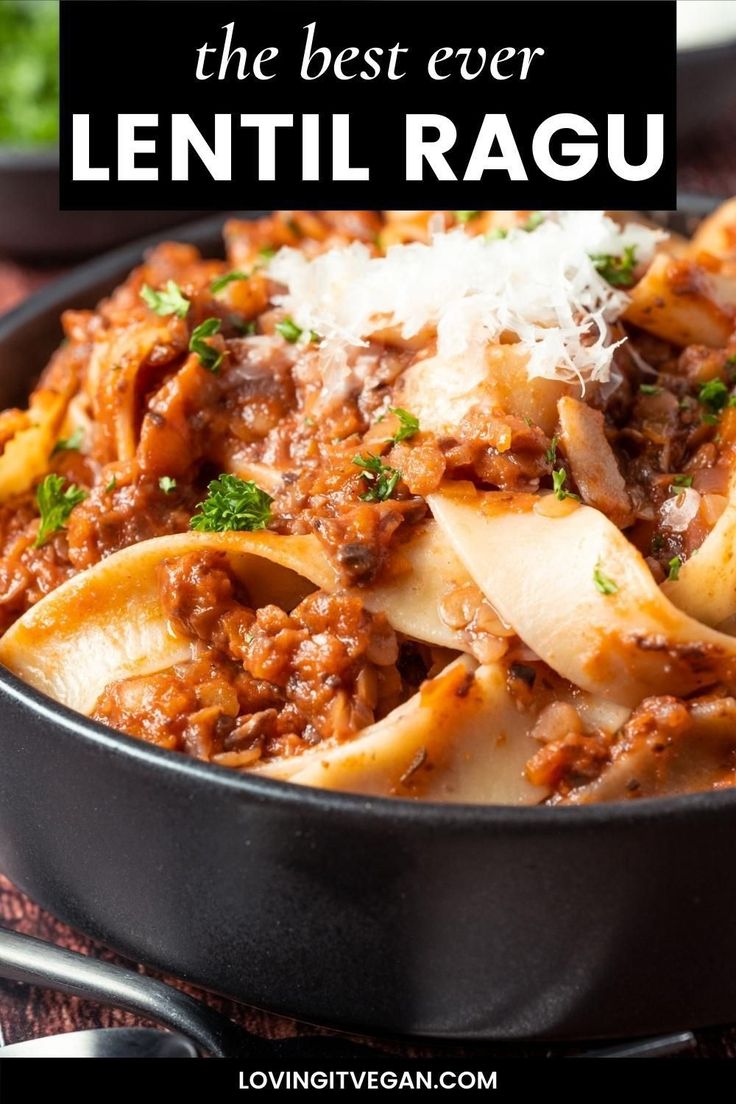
<box><xmin>0</xmin><ymin>1</ymin><xmax>59</xmax><ymax>145</ymax></box>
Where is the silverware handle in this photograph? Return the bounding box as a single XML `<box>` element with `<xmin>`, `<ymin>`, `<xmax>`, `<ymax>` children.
<box><xmin>0</xmin><ymin>927</ymin><xmax>247</xmax><ymax>1057</ymax></box>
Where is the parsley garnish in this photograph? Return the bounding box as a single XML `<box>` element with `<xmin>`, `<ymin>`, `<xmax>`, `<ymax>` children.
<box><xmin>455</xmin><ymin>211</ymin><xmax>480</xmax><ymax>224</ymax></box>
<box><xmin>388</xmin><ymin>408</ymin><xmax>419</xmax><ymax>444</ymax></box>
<box><xmin>593</xmin><ymin>561</ymin><xmax>618</xmax><ymax>596</ymax></box>
<box><xmin>275</xmin><ymin>317</ymin><xmax>302</xmax><ymax>343</ymax></box>
<box><xmin>522</xmin><ymin>211</ymin><xmax>544</xmax><ymax>232</ymax></box>
<box><xmin>159</xmin><ymin>476</ymin><xmax>177</xmax><ymax>494</ymax></box>
<box><xmin>258</xmin><ymin>246</ymin><xmax>277</xmax><ymax>262</ymax></box>
<box><xmin>698</xmin><ymin>378</ymin><xmax>729</xmax><ymax>413</ymax></box>
<box><xmin>34</xmin><ymin>474</ymin><xmax>86</xmax><ymax>548</ymax></box>
<box><xmin>105</xmin><ymin>477</ymin><xmax>117</xmax><ymax>493</ymax></box>
<box><xmin>639</xmin><ymin>383</ymin><xmax>661</xmax><ymax>396</ymax></box>
<box><xmin>140</xmin><ymin>280</ymin><xmax>190</xmax><ymax>319</ymax></box>
<box><xmin>210</xmin><ymin>271</ymin><xmax>249</xmax><ymax>295</ymax></box>
<box><xmin>670</xmin><ymin>474</ymin><xmax>693</xmax><ymax>491</ymax></box>
<box><xmin>189</xmin><ymin>318</ymin><xmax>223</xmax><ymax>373</ymax></box>
<box><xmin>545</xmin><ymin>434</ymin><xmax>559</xmax><ymax>465</ymax></box>
<box><xmin>667</xmin><ymin>555</ymin><xmax>682</xmax><ymax>582</ymax></box>
<box><xmin>353</xmin><ymin>454</ymin><xmax>401</xmax><ymax>502</ymax></box>
<box><xmin>190</xmin><ymin>474</ymin><xmax>272</xmax><ymax>532</ymax></box>
<box><xmin>552</xmin><ymin>468</ymin><xmax>579</xmax><ymax>501</ymax></box>
<box><xmin>591</xmin><ymin>245</ymin><xmax>637</xmax><ymax>288</ymax></box>
<box><xmin>231</xmin><ymin>316</ymin><xmax>256</xmax><ymax>336</ymax></box>
<box><xmin>52</xmin><ymin>427</ymin><xmax>84</xmax><ymax>454</ymax></box>
<box><xmin>486</xmin><ymin>227</ymin><xmax>508</xmax><ymax>241</ymax></box>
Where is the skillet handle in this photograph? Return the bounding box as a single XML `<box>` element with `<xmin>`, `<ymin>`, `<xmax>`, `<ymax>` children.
<box><xmin>0</xmin><ymin>927</ymin><xmax>249</xmax><ymax>1058</ymax></box>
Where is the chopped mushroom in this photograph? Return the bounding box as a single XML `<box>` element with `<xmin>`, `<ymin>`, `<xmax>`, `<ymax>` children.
<box><xmin>557</xmin><ymin>396</ymin><xmax>634</xmax><ymax>527</ymax></box>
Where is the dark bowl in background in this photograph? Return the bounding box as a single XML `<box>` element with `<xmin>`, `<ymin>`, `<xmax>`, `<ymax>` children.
<box><xmin>0</xmin><ymin>146</ymin><xmax>209</xmax><ymax>263</ymax></box>
<box><xmin>678</xmin><ymin>40</ymin><xmax>736</xmax><ymax>141</ymax></box>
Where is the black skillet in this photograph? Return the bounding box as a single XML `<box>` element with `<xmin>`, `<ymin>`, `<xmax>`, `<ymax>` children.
<box><xmin>0</xmin><ymin>198</ymin><xmax>734</xmax><ymax>1044</ymax></box>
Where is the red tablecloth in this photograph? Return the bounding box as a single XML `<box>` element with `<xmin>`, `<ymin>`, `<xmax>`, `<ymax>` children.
<box><xmin>3</xmin><ymin>174</ymin><xmax>736</xmax><ymax>1055</ymax></box>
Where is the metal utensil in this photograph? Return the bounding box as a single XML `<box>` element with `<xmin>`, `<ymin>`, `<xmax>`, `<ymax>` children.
<box><xmin>0</xmin><ymin>927</ymin><xmax>700</xmax><ymax>1060</ymax></box>
<box><xmin>0</xmin><ymin>1026</ymin><xmax>198</xmax><ymax>1058</ymax></box>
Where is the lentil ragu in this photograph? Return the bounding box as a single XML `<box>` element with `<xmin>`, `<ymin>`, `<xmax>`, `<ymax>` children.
<box><xmin>5</xmin><ymin>206</ymin><xmax>736</xmax><ymax>805</ymax></box>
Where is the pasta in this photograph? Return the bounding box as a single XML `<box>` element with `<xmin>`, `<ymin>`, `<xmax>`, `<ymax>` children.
<box><xmin>3</xmin><ymin>206</ymin><xmax>736</xmax><ymax>804</ymax></box>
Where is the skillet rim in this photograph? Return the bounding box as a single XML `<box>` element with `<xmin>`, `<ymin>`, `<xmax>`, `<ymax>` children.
<box><xmin>0</xmin><ymin>197</ymin><xmax>733</xmax><ymax>828</ymax></box>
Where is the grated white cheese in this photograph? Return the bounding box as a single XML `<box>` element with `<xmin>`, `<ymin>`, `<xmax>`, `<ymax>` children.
<box><xmin>268</xmin><ymin>211</ymin><xmax>663</xmax><ymax>398</ymax></box>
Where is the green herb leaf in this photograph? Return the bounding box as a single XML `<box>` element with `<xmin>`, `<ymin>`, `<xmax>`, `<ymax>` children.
<box><xmin>210</xmin><ymin>271</ymin><xmax>249</xmax><ymax>294</ymax></box>
<box><xmin>159</xmin><ymin>476</ymin><xmax>177</xmax><ymax>495</ymax></box>
<box><xmin>455</xmin><ymin>211</ymin><xmax>480</xmax><ymax>224</ymax></box>
<box><xmin>522</xmin><ymin>211</ymin><xmax>544</xmax><ymax>232</ymax></box>
<box><xmin>258</xmin><ymin>246</ymin><xmax>277</xmax><ymax>262</ymax></box>
<box><xmin>190</xmin><ymin>474</ymin><xmax>272</xmax><ymax>533</ymax></box>
<box><xmin>140</xmin><ymin>280</ymin><xmax>190</xmax><ymax>319</ymax></box>
<box><xmin>698</xmin><ymin>378</ymin><xmax>729</xmax><ymax>413</ymax></box>
<box><xmin>352</xmin><ymin>453</ymin><xmax>401</xmax><ymax>502</ymax></box>
<box><xmin>545</xmin><ymin>434</ymin><xmax>559</xmax><ymax>465</ymax></box>
<box><xmin>651</xmin><ymin>533</ymin><xmax>664</xmax><ymax>553</ymax></box>
<box><xmin>189</xmin><ymin>318</ymin><xmax>223</xmax><ymax>373</ymax></box>
<box><xmin>591</xmin><ymin>245</ymin><xmax>638</xmax><ymax>288</ymax></box>
<box><xmin>34</xmin><ymin>474</ymin><xmax>86</xmax><ymax>548</ymax></box>
<box><xmin>593</xmin><ymin>561</ymin><xmax>619</xmax><ymax>596</ymax></box>
<box><xmin>52</xmin><ymin>427</ymin><xmax>84</xmax><ymax>454</ymax></box>
<box><xmin>639</xmin><ymin>383</ymin><xmax>661</xmax><ymax>396</ymax></box>
<box><xmin>667</xmin><ymin>555</ymin><xmax>682</xmax><ymax>582</ymax></box>
<box><xmin>388</xmin><ymin>408</ymin><xmax>419</xmax><ymax>444</ymax></box>
<box><xmin>486</xmin><ymin>227</ymin><xmax>508</xmax><ymax>241</ymax></box>
<box><xmin>105</xmin><ymin>476</ymin><xmax>117</xmax><ymax>493</ymax></box>
<box><xmin>552</xmin><ymin>468</ymin><xmax>580</xmax><ymax>501</ymax></box>
<box><xmin>275</xmin><ymin>317</ymin><xmax>302</xmax><ymax>343</ymax></box>
<box><xmin>670</xmin><ymin>474</ymin><xmax>694</xmax><ymax>491</ymax></box>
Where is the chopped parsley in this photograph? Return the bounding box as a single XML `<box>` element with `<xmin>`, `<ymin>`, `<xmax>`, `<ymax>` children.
<box><xmin>670</xmin><ymin>473</ymin><xmax>693</xmax><ymax>491</ymax></box>
<box><xmin>190</xmin><ymin>474</ymin><xmax>272</xmax><ymax>532</ymax></box>
<box><xmin>231</xmin><ymin>316</ymin><xmax>256</xmax><ymax>336</ymax></box>
<box><xmin>552</xmin><ymin>468</ymin><xmax>579</xmax><ymax>501</ymax></box>
<box><xmin>639</xmin><ymin>383</ymin><xmax>661</xmax><ymax>396</ymax></box>
<box><xmin>353</xmin><ymin>453</ymin><xmax>401</xmax><ymax>502</ymax></box>
<box><xmin>388</xmin><ymin>407</ymin><xmax>419</xmax><ymax>444</ymax></box>
<box><xmin>275</xmin><ymin>317</ymin><xmax>302</xmax><ymax>343</ymax></box>
<box><xmin>486</xmin><ymin>227</ymin><xmax>508</xmax><ymax>241</ymax></box>
<box><xmin>189</xmin><ymin>318</ymin><xmax>223</xmax><ymax>373</ymax></box>
<box><xmin>545</xmin><ymin>434</ymin><xmax>559</xmax><ymax>465</ymax></box>
<box><xmin>140</xmin><ymin>280</ymin><xmax>190</xmax><ymax>319</ymax></box>
<box><xmin>52</xmin><ymin>427</ymin><xmax>84</xmax><ymax>454</ymax></box>
<box><xmin>210</xmin><ymin>270</ymin><xmax>249</xmax><ymax>294</ymax></box>
<box><xmin>455</xmin><ymin>211</ymin><xmax>480</xmax><ymax>224</ymax></box>
<box><xmin>522</xmin><ymin>211</ymin><xmax>544</xmax><ymax>232</ymax></box>
<box><xmin>591</xmin><ymin>245</ymin><xmax>637</xmax><ymax>288</ymax></box>
<box><xmin>105</xmin><ymin>476</ymin><xmax>117</xmax><ymax>493</ymax></box>
<box><xmin>158</xmin><ymin>476</ymin><xmax>177</xmax><ymax>494</ymax></box>
<box><xmin>593</xmin><ymin>561</ymin><xmax>619</xmax><ymax>596</ymax></box>
<box><xmin>698</xmin><ymin>378</ymin><xmax>729</xmax><ymax>413</ymax></box>
<box><xmin>258</xmin><ymin>246</ymin><xmax>277</xmax><ymax>262</ymax></box>
<box><xmin>667</xmin><ymin>555</ymin><xmax>682</xmax><ymax>582</ymax></box>
<box><xmin>34</xmin><ymin>474</ymin><xmax>86</xmax><ymax>548</ymax></box>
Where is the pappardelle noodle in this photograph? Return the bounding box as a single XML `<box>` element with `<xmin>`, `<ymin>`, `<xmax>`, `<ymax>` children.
<box><xmin>5</xmin><ymin>206</ymin><xmax>736</xmax><ymax>805</ymax></box>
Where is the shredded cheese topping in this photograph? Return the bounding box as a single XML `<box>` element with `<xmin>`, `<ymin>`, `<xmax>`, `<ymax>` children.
<box><xmin>269</xmin><ymin>211</ymin><xmax>663</xmax><ymax>391</ymax></box>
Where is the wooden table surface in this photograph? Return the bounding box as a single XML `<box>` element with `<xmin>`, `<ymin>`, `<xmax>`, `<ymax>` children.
<box><xmin>3</xmin><ymin>152</ymin><xmax>736</xmax><ymax>1055</ymax></box>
